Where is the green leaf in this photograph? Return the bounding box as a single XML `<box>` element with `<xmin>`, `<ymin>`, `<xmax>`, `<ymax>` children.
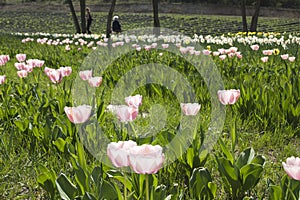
<box><xmin>216</xmin><ymin>157</ymin><xmax>240</xmax><ymax>193</ymax></box>
<box><xmin>189</xmin><ymin>167</ymin><xmax>212</xmax><ymax>197</ymax></box>
<box><xmin>99</xmin><ymin>180</ymin><xmax>118</xmax><ymax>200</ymax></box>
<box><xmin>236</xmin><ymin>148</ymin><xmax>255</xmax><ymax>169</ymax></box>
<box><xmin>37</xmin><ymin>173</ymin><xmax>56</xmax><ymax>199</ymax></box>
<box><xmin>186</xmin><ymin>148</ymin><xmax>194</xmax><ymax>168</ymax></box>
<box><xmin>251</xmin><ymin>155</ymin><xmax>266</xmax><ymax>166</ymax></box>
<box><xmin>53</xmin><ymin>138</ymin><xmax>67</xmax><ymax>153</ymax></box>
<box><xmin>14</xmin><ymin>119</ymin><xmax>29</xmax><ymax>132</ymax></box>
<box><xmin>74</xmin><ymin>165</ymin><xmax>88</xmax><ymax>195</ymax></box>
<box><xmin>55</xmin><ymin>173</ymin><xmax>78</xmax><ymax>200</ymax></box>
<box><xmin>82</xmin><ymin>192</ymin><xmax>97</xmax><ymax>200</ymax></box>
<box><xmin>218</xmin><ymin>138</ymin><xmax>234</xmax><ymax>164</ymax></box>
<box><xmin>77</xmin><ymin>138</ymin><xmax>87</xmax><ymax>172</ymax></box>
<box><xmin>240</xmin><ymin>163</ymin><xmax>263</xmax><ymax>191</ymax></box>
<box><xmin>269</xmin><ymin>185</ymin><xmax>282</xmax><ymax>200</ymax></box>
<box><xmin>208</xmin><ymin>182</ymin><xmax>217</xmax><ymax>198</ymax></box>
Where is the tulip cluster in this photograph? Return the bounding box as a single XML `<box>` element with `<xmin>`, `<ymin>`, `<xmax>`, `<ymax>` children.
<box><xmin>108</xmin><ymin>94</ymin><xmax>142</xmax><ymax>123</ymax></box>
<box><xmin>0</xmin><ymin>54</ymin><xmax>10</xmax><ymax>66</ymax></box>
<box><xmin>79</xmin><ymin>70</ymin><xmax>102</xmax><ymax>87</ymax></box>
<box><xmin>107</xmin><ymin>140</ymin><xmax>165</xmax><ymax>174</ymax></box>
<box><xmin>14</xmin><ymin>54</ymin><xmax>44</xmax><ymax>78</ymax></box>
<box><xmin>44</xmin><ymin>66</ymin><xmax>72</xmax><ymax>83</ymax></box>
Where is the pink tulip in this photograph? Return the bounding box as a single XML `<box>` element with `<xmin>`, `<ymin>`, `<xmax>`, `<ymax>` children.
<box><xmin>236</xmin><ymin>52</ymin><xmax>243</xmax><ymax>59</ymax></box>
<box><xmin>17</xmin><ymin>70</ymin><xmax>28</xmax><ymax>78</ymax></box>
<box><xmin>288</xmin><ymin>56</ymin><xmax>295</xmax><ymax>62</ymax></box>
<box><xmin>229</xmin><ymin>47</ymin><xmax>238</xmax><ymax>53</ymax></box>
<box><xmin>59</xmin><ymin>66</ymin><xmax>72</xmax><ymax>77</ymax></box>
<box><xmin>280</xmin><ymin>54</ymin><xmax>289</xmax><ymax>60</ymax></box>
<box><xmin>24</xmin><ymin>64</ymin><xmax>33</xmax><ymax>72</ymax></box>
<box><xmin>213</xmin><ymin>51</ymin><xmax>220</xmax><ymax>56</ymax></box>
<box><xmin>180</xmin><ymin>103</ymin><xmax>201</xmax><ymax>116</ymax></box>
<box><xmin>14</xmin><ymin>62</ymin><xmax>25</xmax><ymax>70</ymax></box>
<box><xmin>261</xmin><ymin>56</ymin><xmax>269</xmax><ymax>63</ymax></box>
<box><xmin>218</xmin><ymin>48</ymin><xmax>226</xmax><ymax>54</ymax></box>
<box><xmin>44</xmin><ymin>67</ymin><xmax>55</xmax><ymax>76</ymax></box>
<box><xmin>125</xmin><ymin>94</ymin><xmax>142</xmax><ymax>108</ymax></box>
<box><xmin>128</xmin><ymin>144</ymin><xmax>165</xmax><ymax>174</ymax></box>
<box><xmin>219</xmin><ymin>55</ymin><xmax>227</xmax><ymax>60</ymax></box>
<box><xmin>162</xmin><ymin>44</ymin><xmax>169</xmax><ymax>49</ymax></box>
<box><xmin>48</xmin><ymin>69</ymin><xmax>62</xmax><ymax>84</ymax></box>
<box><xmin>282</xmin><ymin>156</ymin><xmax>300</xmax><ymax>181</ymax></box>
<box><xmin>262</xmin><ymin>50</ymin><xmax>273</xmax><ymax>56</ymax></box>
<box><xmin>16</xmin><ymin>54</ymin><xmax>26</xmax><ymax>62</ymax></box>
<box><xmin>88</xmin><ymin>77</ymin><xmax>102</xmax><ymax>87</ymax></box>
<box><xmin>179</xmin><ymin>47</ymin><xmax>188</xmax><ymax>54</ymax></box>
<box><xmin>79</xmin><ymin>70</ymin><xmax>93</xmax><ymax>81</ymax></box>
<box><xmin>217</xmin><ymin>89</ymin><xmax>240</xmax><ymax>105</ymax></box>
<box><xmin>115</xmin><ymin>105</ymin><xmax>138</xmax><ymax>122</ymax></box>
<box><xmin>107</xmin><ymin>140</ymin><xmax>137</xmax><ymax>168</ymax></box>
<box><xmin>64</xmin><ymin>105</ymin><xmax>92</xmax><ymax>124</ymax></box>
<box><xmin>144</xmin><ymin>45</ymin><xmax>152</xmax><ymax>51</ymax></box>
<box><xmin>202</xmin><ymin>49</ymin><xmax>211</xmax><ymax>55</ymax></box>
<box><xmin>0</xmin><ymin>75</ymin><xmax>6</xmax><ymax>84</ymax></box>
<box><xmin>250</xmin><ymin>44</ymin><xmax>259</xmax><ymax>51</ymax></box>
<box><xmin>0</xmin><ymin>55</ymin><xmax>10</xmax><ymax>66</ymax></box>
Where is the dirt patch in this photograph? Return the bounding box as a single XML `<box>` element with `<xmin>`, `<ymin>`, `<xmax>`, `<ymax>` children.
<box><xmin>1</xmin><ymin>2</ymin><xmax>299</xmax><ymax>19</ymax></box>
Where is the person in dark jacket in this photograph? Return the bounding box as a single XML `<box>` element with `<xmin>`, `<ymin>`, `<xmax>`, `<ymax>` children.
<box><xmin>112</xmin><ymin>15</ymin><xmax>121</xmax><ymax>33</ymax></box>
<box><xmin>86</xmin><ymin>7</ymin><xmax>93</xmax><ymax>34</ymax></box>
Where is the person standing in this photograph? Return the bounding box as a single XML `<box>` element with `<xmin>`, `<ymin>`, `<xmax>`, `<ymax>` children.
<box><xmin>86</xmin><ymin>7</ymin><xmax>93</xmax><ymax>34</ymax></box>
<box><xmin>112</xmin><ymin>15</ymin><xmax>122</xmax><ymax>33</ymax></box>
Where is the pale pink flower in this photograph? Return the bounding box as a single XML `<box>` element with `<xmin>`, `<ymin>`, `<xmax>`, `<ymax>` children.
<box><xmin>282</xmin><ymin>156</ymin><xmax>300</xmax><ymax>181</ymax></box>
<box><xmin>65</xmin><ymin>45</ymin><xmax>71</xmax><ymax>51</ymax></box>
<box><xmin>261</xmin><ymin>56</ymin><xmax>269</xmax><ymax>63</ymax></box>
<box><xmin>16</xmin><ymin>54</ymin><xmax>26</xmax><ymax>62</ymax></box>
<box><xmin>262</xmin><ymin>50</ymin><xmax>273</xmax><ymax>56</ymax></box>
<box><xmin>107</xmin><ymin>140</ymin><xmax>137</xmax><ymax>168</ymax></box>
<box><xmin>0</xmin><ymin>55</ymin><xmax>10</xmax><ymax>66</ymax></box>
<box><xmin>125</xmin><ymin>94</ymin><xmax>142</xmax><ymax>108</ymax></box>
<box><xmin>151</xmin><ymin>43</ymin><xmax>157</xmax><ymax>48</ymax></box>
<box><xmin>17</xmin><ymin>70</ymin><xmax>28</xmax><ymax>78</ymax></box>
<box><xmin>217</xmin><ymin>89</ymin><xmax>240</xmax><ymax>105</ymax></box>
<box><xmin>250</xmin><ymin>44</ymin><xmax>259</xmax><ymax>51</ymax></box>
<box><xmin>24</xmin><ymin>64</ymin><xmax>33</xmax><ymax>72</ymax></box>
<box><xmin>236</xmin><ymin>52</ymin><xmax>243</xmax><ymax>59</ymax></box>
<box><xmin>213</xmin><ymin>51</ymin><xmax>220</xmax><ymax>56</ymax></box>
<box><xmin>218</xmin><ymin>48</ymin><xmax>226</xmax><ymax>54</ymax></box>
<box><xmin>35</xmin><ymin>60</ymin><xmax>44</xmax><ymax>68</ymax></box>
<box><xmin>128</xmin><ymin>144</ymin><xmax>165</xmax><ymax>174</ymax></box>
<box><xmin>229</xmin><ymin>47</ymin><xmax>238</xmax><ymax>53</ymax></box>
<box><xmin>194</xmin><ymin>51</ymin><xmax>201</xmax><ymax>56</ymax></box>
<box><xmin>115</xmin><ymin>105</ymin><xmax>138</xmax><ymax>122</ymax></box>
<box><xmin>180</xmin><ymin>103</ymin><xmax>201</xmax><ymax>116</ymax></box>
<box><xmin>228</xmin><ymin>53</ymin><xmax>235</xmax><ymax>58</ymax></box>
<box><xmin>136</xmin><ymin>46</ymin><xmax>142</xmax><ymax>51</ymax></box>
<box><xmin>144</xmin><ymin>45</ymin><xmax>152</xmax><ymax>51</ymax></box>
<box><xmin>219</xmin><ymin>55</ymin><xmax>227</xmax><ymax>60</ymax></box>
<box><xmin>180</xmin><ymin>47</ymin><xmax>188</xmax><ymax>54</ymax></box>
<box><xmin>162</xmin><ymin>44</ymin><xmax>169</xmax><ymax>49</ymax></box>
<box><xmin>59</xmin><ymin>67</ymin><xmax>72</xmax><ymax>77</ymax></box>
<box><xmin>88</xmin><ymin>76</ymin><xmax>102</xmax><ymax>87</ymax></box>
<box><xmin>288</xmin><ymin>56</ymin><xmax>295</xmax><ymax>62</ymax></box>
<box><xmin>14</xmin><ymin>62</ymin><xmax>25</xmax><ymax>70</ymax></box>
<box><xmin>280</xmin><ymin>54</ymin><xmax>289</xmax><ymax>60</ymax></box>
<box><xmin>79</xmin><ymin>70</ymin><xmax>93</xmax><ymax>81</ymax></box>
<box><xmin>48</xmin><ymin>69</ymin><xmax>62</xmax><ymax>84</ymax></box>
<box><xmin>0</xmin><ymin>75</ymin><xmax>6</xmax><ymax>84</ymax></box>
<box><xmin>202</xmin><ymin>49</ymin><xmax>211</xmax><ymax>55</ymax></box>
<box><xmin>64</xmin><ymin>105</ymin><xmax>92</xmax><ymax>124</ymax></box>
<box><xmin>44</xmin><ymin>67</ymin><xmax>55</xmax><ymax>76</ymax></box>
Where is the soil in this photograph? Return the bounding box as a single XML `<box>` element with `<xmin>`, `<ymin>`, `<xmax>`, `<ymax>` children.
<box><xmin>0</xmin><ymin>2</ymin><xmax>299</xmax><ymax>19</ymax></box>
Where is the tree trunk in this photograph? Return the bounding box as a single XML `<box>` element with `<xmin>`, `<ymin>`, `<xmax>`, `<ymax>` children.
<box><xmin>152</xmin><ymin>0</ymin><xmax>160</xmax><ymax>35</ymax></box>
<box><xmin>241</xmin><ymin>0</ymin><xmax>248</xmax><ymax>32</ymax></box>
<box><xmin>67</xmin><ymin>0</ymin><xmax>81</xmax><ymax>33</ymax></box>
<box><xmin>80</xmin><ymin>0</ymin><xmax>86</xmax><ymax>33</ymax></box>
<box><xmin>250</xmin><ymin>0</ymin><xmax>261</xmax><ymax>32</ymax></box>
<box><xmin>106</xmin><ymin>0</ymin><xmax>117</xmax><ymax>38</ymax></box>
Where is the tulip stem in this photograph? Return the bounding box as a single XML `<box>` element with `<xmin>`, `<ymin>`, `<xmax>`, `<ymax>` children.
<box><xmin>145</xmin><ymin>174</ymin><xmax>149</xmax><ymax>200</ymax></box>
<box><xmin>123</xmin><ymin>172</ymin><xmax>127</xmax><ymax>200</ymax></box>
